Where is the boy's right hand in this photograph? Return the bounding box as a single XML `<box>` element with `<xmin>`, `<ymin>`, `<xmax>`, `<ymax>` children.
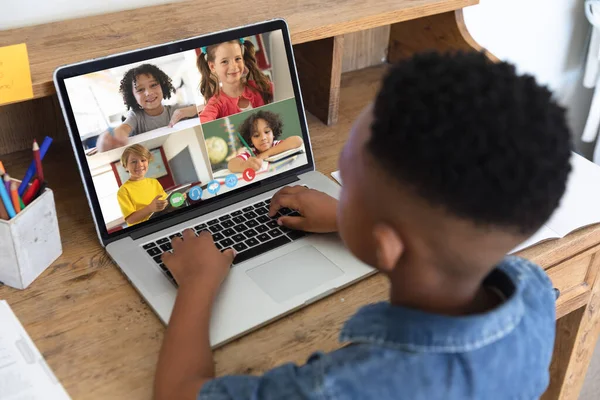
<box><xmin>269</xmin><ymin>186</ymin><xmax>338</xmax><ymax>233</ymax></box>
<box><xmin>149</xmin><ymin>195</ymin><xmax>168</xmax><ymax>212</ymax></box>
<box><xmin>245</xmin><ymin>157</ymin><xmax>263</xmax><ymax>171</ymax></box>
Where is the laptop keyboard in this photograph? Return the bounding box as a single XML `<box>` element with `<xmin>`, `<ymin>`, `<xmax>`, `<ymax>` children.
<box><xmin>141</xmin><ymin>198</ymin><xmax>309</xmax><ymax>286</ymax></box>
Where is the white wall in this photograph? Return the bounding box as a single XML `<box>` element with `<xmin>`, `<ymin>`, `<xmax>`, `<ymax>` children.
<box><xmin>464</xmin><ymin>0</ymin><xmax>595</xmax><ymax>158</ymax></box>
<box><xmin>1</xmin><ymin>0</ymin><xmax>180</xmax><ymax>29</ymax></box>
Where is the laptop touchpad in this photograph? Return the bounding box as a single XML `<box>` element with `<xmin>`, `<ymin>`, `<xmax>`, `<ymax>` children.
<box><xmin>246</xmin><ymin>246</ymin><xmax>344</xmax><ymax>303</ymax></box>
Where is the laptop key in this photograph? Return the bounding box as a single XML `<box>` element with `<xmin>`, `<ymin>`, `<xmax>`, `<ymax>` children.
<box><xmin>212</xmin><ymin>232</ymin><xmax>224</xmax><ymax>242</ymax></box>
<box><xmin>146</xmin><ymin>247</ymin><xmax>161</xmax><ymax>256</ymax></box>
<box><xmin>288</xmin><ymin>230</ymin><xmax>307</xmax><ymax>240</ymax></box>
<box><xmin>244</xmin><ymin>228</ymin><xmax>258</xmax><ymax>238</ymax></box>
<box><xmin>255</xmin><ymin>207</ymin><xmax>269</xmax><ymax>215</ymax></box>
<box><xmin>209</xmin><ymin>224</ymin><xmax>223</xmax><ymax>233</ymax></box>
<box><xmin>158</xmin><ymin>263</ymin><xmax>168</xmax><ymax>271</ymax></box>
<box><xmin>208</xmin><ymin>219</ymin><xmax>219</xmax><ymax>226</ymax></box>
<box><xmin>222</xmin><ymin>228</ymin><xmax>236</xmax><ymax>237</ymax></box>
<box><xmin>253</xmin><ymin>202</ymin><xmax>265</xmax><ymax>208</ymax></box>
<box><xmin>233</xmin><ymin>236</ymin><xmax>291</xmax><ymax>265</ymax></box>
<box><xmin>242</xmin><ymin>206</ymin><xmax>254</xmax><ymax>212</ymax></box>
<box><xmin>279</xmin><ymin>207</ymin><xmax>293</xmax><ymax>215</ymax></box>
<box><xmin>234</xmin><ymin>224</ymin><xmax>248</xmax><ymax>232</ymax></box>
<box><xmin>231</xmin><ymin>210</ymin><xmax>242</xmax><ymax>217</ymax></box>
<box><xmin>160</xmin><ymin>243</ymin><xmax>172</xmax><ymax>252</ymax></box>
<box><xmin>143</xmin><ymin>242</ymin><xmax>157</xmax><ymax>250</ymax></box>
<box><xmin>269</xmin><ymin>228</ymin><xmax>283</xmax><ymax>238</ymax></box>
<box><xmin>279</xmin><ymin>226</ymin><xmax>291</xmax><ymax>233</ymax></box>
<box><xmin>256</xmin><ymin>225</ymin><xmax>269</xmax><ymax>233</ymax></box>
<box><xmin>153</xmin><ymin>255</ymin><xmax>163</xmax><ymax>264</ymax></box>
<box><xmin>265</xmin><ymin>199</ymin><xmax>271</xmax><ymax>204</ymax></box>
<box><xmin>232</xmin><ymin>234</ymin><xmax>246</xmax><ymax>243</ymax></box>
<box><xmin>221</xmin><ymin>220</ymin><xmax>235</xmax><ymax>228</ymax></box>
<box><xmin>219</xmin><ymin>215</ymin><xmax>231</xmax><ymax>221</ymax></box>
<box><xmin>233</xmin><ymin>242</ymin><xmax>248</xmax><ymax>252</ymax></box>
<box><xmin>288</xmin><ymin>211</ymin><xmax>301</xmax><ymax>217</ymax></box>
<box><xmin>220</xmin><ymin>238</ymin><xmax>234</xmax><ymax>247</ymax></box>
<box><xmin>169</xmin><ymin>233</ymin><xmax>182</xmax><ymax>239</ymax></box>
<box><xmin>194</xmin><ymin>224</ymin><xmax>207</xmax><ymax>231</ymax></box>
<box><xmin>215</xmin><ymin>242</ymin><xmax>223</xmax><ymax>250</ymax></box>
<box><xmin>232</xmin><ymin>216</ymin><xmax>246</xmax><ymax>224</ymax></box>
<box><xmin>245</xmin><ymin>237</ymin><xmax>260</xmax><ymax>247</ymax></box>
<box><xmin>257</xmin><ymin>215</ymin><xmax>270</xmax><ymax>223</ymax></box>
<box><xmin>257</xmin><ymin>233</ymin><xmax>271</xmax><ymax>243</ymax></box>
<box><xmin>266</xmin><ymin>220</ymin><xmax>279</xmax><ymax>229</ymax></box>
<box><xmin>157</xmin><ymin>237</ymin><xmax>170</xmax><ymax>244</ymax></box>
<box><xmin>243</xmin><ymin>211</ymin><xmax>258</xmax><ymax>219</ymax></box>
<box><xmin>246</xmin><ymin>219</ymin><xmax>259</xmax><ymax>228</ymax></box>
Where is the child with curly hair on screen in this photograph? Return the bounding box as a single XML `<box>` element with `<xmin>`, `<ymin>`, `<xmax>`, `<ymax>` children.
<box><xmin>97</xmin><ymin>64</ymin><xmax>198</xmax><ymax>152</ymax></box>
<box><xmin>227</xmin><ymin>110</ymin><xmax>303</xmax><ymax>173</ymax></box>
<box><xmin>197</xmin><ymin>39</ymin><xmax>273</xmax><ymax>123</ymax></box>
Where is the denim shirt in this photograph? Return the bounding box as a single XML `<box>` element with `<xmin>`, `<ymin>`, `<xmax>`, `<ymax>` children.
<box><xmin>198</xmin><ymin>256</ymin><xmax>556</xmax><ymax>400</ymax></box>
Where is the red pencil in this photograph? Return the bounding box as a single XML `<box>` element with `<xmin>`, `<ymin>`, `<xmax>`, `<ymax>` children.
<box><xmin>33</xmin><ymin>140</ymin><xmax>44</xmax><ymax>182</ymax></box>
<box><xmin>23</xmin><ymin>178</ymin><xmax>40</xmax><ymax>205</ymax></box>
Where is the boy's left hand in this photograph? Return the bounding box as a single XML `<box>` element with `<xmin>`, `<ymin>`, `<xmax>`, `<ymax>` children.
<box><xmin>161</xmin><ymin>229</ymin><xmax>235</xmax><ymax>295</ymax></box>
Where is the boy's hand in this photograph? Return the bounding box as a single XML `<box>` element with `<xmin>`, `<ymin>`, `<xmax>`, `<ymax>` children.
<box><xmin>245</xmin><ymin>157</ymin><xmax>263</xmax><ymax>171</ymax></box>
<box><xmin>168</xmin><ymin>109</ymin><xmax>186</xmax><ymax>128</ymax></box>
<box><xmin>269</xmin><ymin>186</ymin><xmax>338</xmax><ymax>233</ymax></box>
<box><xmin>97</xmin><ymin>131</ymin><xmax>128</xmax><ymax>152</ymax></box>
<box><xmin>149</xmin><ymin>195</ymin><xmax>168</xmax><ymax>212</ymax></box>
<box><xmin>161</xmin><ymin>230</ymin><xmax>235</xmax><ymax>293</ymax></box>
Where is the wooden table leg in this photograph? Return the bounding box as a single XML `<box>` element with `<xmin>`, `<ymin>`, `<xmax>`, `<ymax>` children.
<box><xmin>388</xmin><ymin>9</ymin><xmax>498</xmax><ymax>62</ymax></box>
<box><xmin>293</xmin><ymin>35</ymin><xmax>344</xmax><ymax>126</ymax></box>
<box><xmin>543</xmin><ymin>250</ymin><xmax>600</xmax><ymax>399</ymax></box>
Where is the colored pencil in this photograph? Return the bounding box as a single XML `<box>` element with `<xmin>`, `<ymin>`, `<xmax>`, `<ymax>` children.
<box><xmin>236</xmin><ymin>132</ymin><xmax>256</xmax><ymax>157</ymax></box>
<box><xmin>22</xmin><ymin>178</ymin><xmax>40</xmax><ymax>205</ymax></box>
<box><xmin>18</xmin><ymin>136</ymin><xmax>52</xmax><ymax>196</ymax></box>
<box><xmin>0</xmin><ymin>161</ymin><xmax>5</xmax><ymax>175</ymax></box>
<box><xmin>0</xmin><ymin>193</ymin><xmax>8</xmax><ymax>220</ymax></box>
<box><xmin>33</xmin><ymin>140</ymin><xmax>44</xmax><ymax>181</ymax></box>
<box><xmin>10</xmin><ymin>182</ymin><xmax>20</xmax><ymax>213</ymax></box>
<box><xmin>3</xmin><ymin>174</ymin><xmax>10</xmax><ymax>194</ymax></box>
<box><xmin>0</xmin><ymin>178</ymin><xmax>16</xmax><ymax>218</ymax></box>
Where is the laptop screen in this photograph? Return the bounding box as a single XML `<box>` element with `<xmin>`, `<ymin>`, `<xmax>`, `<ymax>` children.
<box><xmin>59</xmin><ymin>25</ymin><xmax>309</xmax><ymax>237</ymax></box>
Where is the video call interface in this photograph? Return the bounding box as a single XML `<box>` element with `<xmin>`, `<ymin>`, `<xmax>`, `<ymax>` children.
<box><xmin>63</xmin><ymin>29</ymin><xmax>307</xmax><ymax>234</ymax></box>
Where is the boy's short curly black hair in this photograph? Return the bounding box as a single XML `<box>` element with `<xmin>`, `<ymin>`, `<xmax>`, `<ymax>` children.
<box><xmin>239</xmin><ymin>110</ymin><xmax>284</xmax><ymax>147</ymax></box>
<box><xmin>368</xmin><ymin>52</ymin><xmax>572</xmax><ymax>234</ymax></box>
<box><xmin>119</xmin><ymin>64</ymin><xmax>176</xmax><ymax>111</ymax></box>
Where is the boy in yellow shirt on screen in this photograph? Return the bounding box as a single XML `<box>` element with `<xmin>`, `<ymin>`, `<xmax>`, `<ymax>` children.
<box><xmin>117</xmin><ymin>144</ymin><xmax>168</xmax><ymax>226</ymax></box>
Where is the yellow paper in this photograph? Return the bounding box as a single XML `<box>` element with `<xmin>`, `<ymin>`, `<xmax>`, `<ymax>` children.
<box><xmin>0</xmin><ymin>43</ymin><xmax>34</xmax><ymax>105</ymax></box>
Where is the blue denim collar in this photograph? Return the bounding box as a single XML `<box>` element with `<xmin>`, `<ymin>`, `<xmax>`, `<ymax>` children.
<box><xmin>340</xmin><ymin>257</ymin><xmax>526</xmax><ymax>353</ymax></box>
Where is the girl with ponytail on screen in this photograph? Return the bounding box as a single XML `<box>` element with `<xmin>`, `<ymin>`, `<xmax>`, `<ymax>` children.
<box><xmin>196</xmin><ymin>38</ymin><xmax>274</xmax><ymax>123</ymax></box>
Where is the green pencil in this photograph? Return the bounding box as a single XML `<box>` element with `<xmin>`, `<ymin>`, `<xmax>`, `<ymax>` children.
<box><xmin>236</xmin><ymin>132</ymin><xmax>256</xmax><ymax>157</ymax></box>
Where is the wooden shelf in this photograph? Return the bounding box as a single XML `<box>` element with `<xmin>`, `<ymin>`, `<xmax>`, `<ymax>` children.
<box><xmin>0</xmin><ymin>0</ymin><xmax>476</xmax><ymax>99</ymax></box>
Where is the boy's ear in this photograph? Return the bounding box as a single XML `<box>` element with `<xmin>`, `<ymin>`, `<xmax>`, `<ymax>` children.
<box><xmin>372</xmin><ymin>223</ymin><xmax>404</xmax><ymax>273</ymax></box>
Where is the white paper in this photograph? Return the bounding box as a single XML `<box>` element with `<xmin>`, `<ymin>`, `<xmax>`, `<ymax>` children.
<box><xmin>331</xmin><ymin>170</ymin><xmax>342</xmax><ymax>185</ymax></box>
<box><xmin>544</xmin><ymin>153</ymin><xmax>600</xmax><ymax>237</ymax></box>
<box><xmin>0</xmin><ymin>301</ymin><xmax>70</xmax><ymax>400</ymax></box>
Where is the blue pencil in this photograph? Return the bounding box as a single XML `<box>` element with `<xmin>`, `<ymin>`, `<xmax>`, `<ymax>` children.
<box><xmin>0</xmin><ymin>178</ymin><xmax>16</xmax><ymax>218</ymax></box>
<box><xmin>18</xmin><ymin>136</ymin><xmax>52</xmax><ymax>197</ymax></box>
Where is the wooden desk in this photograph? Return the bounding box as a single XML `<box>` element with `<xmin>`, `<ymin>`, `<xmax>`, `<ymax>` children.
<box><xmin>1</xmin><ymin>65</ymin><xmax>599</xmax><ymax>400</ymax></box>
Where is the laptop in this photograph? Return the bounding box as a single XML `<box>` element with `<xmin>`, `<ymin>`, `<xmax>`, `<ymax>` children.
<box><xmin>53</xmin><ymin>19</ymin><xmax>374</xmax><ymax>347</ymax></box>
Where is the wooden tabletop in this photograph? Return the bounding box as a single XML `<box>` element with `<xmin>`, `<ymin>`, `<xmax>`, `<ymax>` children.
<box><xmin>0</xmin><ymin>0</ymin><xmax>477</xmax><ymax>99</ymax></box>
<box><xmin>1</xmin><ymin>65</ymin><xmax>599</xmax><ymax>399</ymax></box>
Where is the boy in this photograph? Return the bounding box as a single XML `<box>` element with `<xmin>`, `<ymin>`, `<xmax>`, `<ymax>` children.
<box><xmin>154</xmin><ymin>52</ymin><xmax>572</xmax><ymax>399</ymax></box>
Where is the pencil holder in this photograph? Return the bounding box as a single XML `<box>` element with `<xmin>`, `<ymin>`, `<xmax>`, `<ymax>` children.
<box><xmin>0</xmin><ymin>187</ymin><xmax>62</xmax><ymax>289</ymax></box>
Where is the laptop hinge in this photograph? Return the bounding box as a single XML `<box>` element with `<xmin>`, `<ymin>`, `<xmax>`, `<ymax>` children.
<box><xmin>127</xmin><ymin>174</ymin><xmax>300</xmax><ymax>241</ymax></box>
